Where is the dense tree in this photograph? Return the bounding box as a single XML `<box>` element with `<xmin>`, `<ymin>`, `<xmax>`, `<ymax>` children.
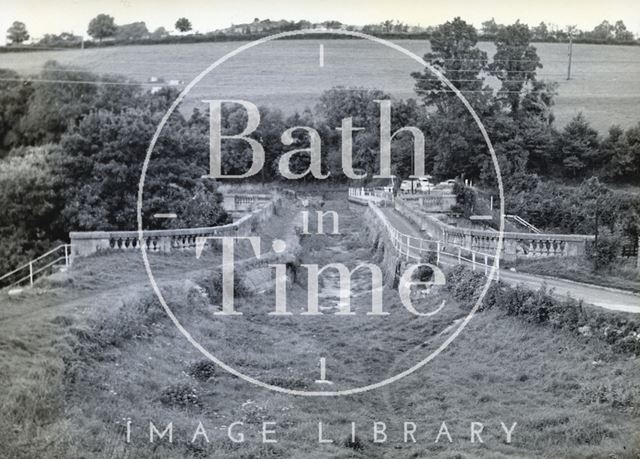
<box><xmin>478</xmin><ymin>113</ymin><xmax>539</xmax><ymax>192</ymax></box>
<box><xmin>0</xmin><ymin>69</ymin><xmax>33</xmax><ymax>155</ymax></box>
<box><xmin>0</xmin><ymin>146</ymin><xmax>65</xmax><ymax>273</ymax></box>
<box><xmin>411</xmin><ymin>18</ymin><xmax>496</xmax><ymax>181</ymax></box>
<box><xmin>589</xmin><ymin>20</ymin><xmax>614</xmax><ymax>41</ymax></box>
<box><xmin>17</xmin><ymin>61</ymin><xmax>144</xmax><ymax>145</ymax></box>
<box><xmin>316</xmin><ymin>88</ymin><xmax>426</xmax><ymax>180</ymax></box>
<box><xmin>532</xmin><ymin>22</ymin><xmax>549</xmax><ymax>40</ymax></box>
<box><xmin>518</xmin><ymin>119</ymin><xmax>556</xmax><ymax>175</ymax></box>
<box><xmin>58</xmin><ymin>105</ymin><xmax>227</xmax><ymax>231</ymax></box>
<box><xmin>175</xmin><ymin>17</ymin><xmax>192</xmax><ymax>33</ymax></box>
<box><xmin>322</xmin><ymin>21</ymin><xmax>342</xmax><ymax>30</ymax></box>
<box><xmin>489</xmin><ymin>22</ymin><xmax>544</xmax><ymax>118</ymax></box>
<box><xmin>189</xmin><ymin>103</ymin><xmax>287</xmax><ymax>181</ymax></box>
<box><xmin>382</xmin><ymin>20</ymin><xmax>394</xmax><ymax>33</ymax></box>
<box><xmin>555</xmin><ymin>114</ymin><xmax>600</xmax><ymax>178</ymax></box>
<box><xmin>412</xmin><ymin>17</ymin><xmax>488</xmax><ymax>111</ymax></box>
<box><xmin>6</xmin><ymin>21</ymin><xmax>29</xmax><ymax>44</ymax></box>
<box><xmin>37</xmin><ymin>32</ymin><xmax>82</xmax><ymax>47</ymax></box>
<box><xmin>481</xmin><ymin>18</ymin><xmax>502</xmax><ymax>37</ymax></box>
<box><xmin>613</xmin><ymin>20</ymin><xmax>634</xmax><ymax>42</ymax></box>
<box><xmin>116</xmin><ymin>22</ymin><xmax>149</xmax><ymax>41</ymax></box>
<box><xmin>599</xmin><ymin>123</ymin><xmax>640</xmax><ymax>182</ymax></box>
<box><xmin>87</xmin><ymin>14</ymin><xmax>117</xmax><ymax>42</ymax></box>
<box><xmin>151</xmin><ymin>27</ymin><xmax>169</xmax><ymax>39</ymax></box>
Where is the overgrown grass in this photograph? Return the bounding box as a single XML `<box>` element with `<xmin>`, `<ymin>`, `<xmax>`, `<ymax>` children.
<box><xmin>1</xmin><ymin>199</ymin><xmax>639</xmax><ymax>458</ymax></box>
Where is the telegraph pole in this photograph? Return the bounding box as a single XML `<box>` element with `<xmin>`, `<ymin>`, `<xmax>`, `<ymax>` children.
<box><xmin>566</xmin><ymin>26</ymin><xmax>574</xmax><ymax>80</ymax></box>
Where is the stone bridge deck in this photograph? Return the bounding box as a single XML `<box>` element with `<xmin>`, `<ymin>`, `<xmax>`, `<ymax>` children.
<box><xmin>380</xmin><ymin>206</ymin><xmax>640</xmax><ymax>313</ymax></box>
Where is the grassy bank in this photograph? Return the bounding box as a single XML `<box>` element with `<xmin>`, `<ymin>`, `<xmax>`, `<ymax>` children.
<box><xmin>1</xmin><ymin>200</ymin><xmax>639</xmax><ymax>458</ymax></box>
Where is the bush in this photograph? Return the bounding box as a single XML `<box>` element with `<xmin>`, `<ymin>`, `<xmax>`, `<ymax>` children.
<box><xmin>451</xmin><ymin>181</ymin><xmax>476</xmax><ymax>217</ymax></box>
<box><xmin>446</xmin><ymin>266</ymin><xmax>640</xmax><ymax>355</ymax></box>
<box><xmin>444</xmin><ymin>265</ymin><xmax>486</xmax><ymax>307</ymax></box>
<box><xmin>343</xmin><ymin>434</ymin><xmax>364</xmax><ymax>451</ymax></box>
<box><xmin>187</xmin><ymin>360</ymin><xmax>217</xmax><ymax>382</ymax></box>
<box><xmin>200</xmin><ymin>269</ymin><xmax>249</xmax><ymax>305</ymax></box>
<box><xmin>159</xmin><ymin>383</ymin><xmax>201</xmax><ymax>408</ymax></box>
<box><xmin>586</xmin><ymin>233</ymin><xmax>622</xmax><ymax>270</ymax></box>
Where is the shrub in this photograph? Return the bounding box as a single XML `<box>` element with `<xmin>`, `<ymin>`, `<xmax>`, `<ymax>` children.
<box><xmin>187</xmin><ymin>360</ymin><xmax>217</xmax><ymax>382</ymax></box>
<box><xmin>446</xmin><ymin>266</ymin><xmax>640</xmax><ymax>355</ymax></box>
<box><xmin>445</xmin><ymin>265</ymin><xmax>486</xmax><ymax>307</ymax></box>
<box><xmin>451</xmin><ymin>181</ymin><xmax>476</xmax><ymax>217</ymax></box>
<box><xmin>579</xmin><ymin>381</ymin><xmax>640</xmax><ymax>411</ymax></box>
<box><xmin>200</xmin><ymin>269</ymin><xmax>249</xmax><ymax>305</ymax></box>
<box><xmin>586</xmin><ymin>233</ymin><xmax>623</xmax><ymax>270</ymax></box>
<box><xmin>343</xmin><ymin>434</ymin><xmax>364</xmax><ymax>451</ymax></box>
<box><xmin>159</xmin><ymin>383</ymin><xmax>200</xmax><ymax>408</ymax></box>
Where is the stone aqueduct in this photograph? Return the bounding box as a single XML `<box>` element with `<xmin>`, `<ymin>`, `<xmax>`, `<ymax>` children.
<box><xmin>69</xmin><ymin>188</ymin><xmax>593</xmax><ymax>265</ymax></box>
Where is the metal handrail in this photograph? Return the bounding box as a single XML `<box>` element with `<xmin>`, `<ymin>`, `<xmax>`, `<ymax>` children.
<box><xmin>0</xmin><ymin>244</ymin><xmax>70</xmax><ymax>290</ymax></box>
<box><xmin>506</xmin><ymin>214</ymin><xmax>541</xmax><ymax>234</ymax></box>
<box><xmin>0</xmin><ymin>244</ymin><xmax>69</xmax><ymax>281</ymax></box>
<box><xmin>370</xmin><ymin>201</ymin><xmax>500</xmax><ymax>279</ymax></box>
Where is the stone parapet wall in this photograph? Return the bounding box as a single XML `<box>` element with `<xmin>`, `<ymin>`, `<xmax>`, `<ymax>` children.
<box><xmin>395</xmin><ymin>197</ymin><xmax>594</xmax><ymax>261</ymax></box>
<box><xmin>69</xmin><ymin>196</ymin><xmax>281</xmax><ymax>262</ymax></box>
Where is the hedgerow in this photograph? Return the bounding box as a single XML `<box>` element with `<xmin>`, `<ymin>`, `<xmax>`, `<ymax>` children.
<box><xmin>446</xmin><ymin>265</ymin><xmax>640</xmax><ymax>355</ymax></box>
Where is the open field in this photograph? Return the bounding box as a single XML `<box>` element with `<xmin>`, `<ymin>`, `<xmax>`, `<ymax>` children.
<box><xmin>0</xmin><ymin>39</ymin><xmax>638</xmax><ymax>132</ymax></box>
<box><xmin>1</xmin><ymin>198</ymin><xmax>639</xmax><ymax>458</ymax></box>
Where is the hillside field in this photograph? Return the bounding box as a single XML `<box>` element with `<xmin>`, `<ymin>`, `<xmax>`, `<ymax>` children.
<box><xmin>0</xmin><ymin>39</ymin><xmax>638</xmax><ymax>132</ymax></box>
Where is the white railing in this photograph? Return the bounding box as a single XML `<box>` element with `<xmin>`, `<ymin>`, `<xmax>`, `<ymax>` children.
<box><xmin>506</xmin><ymin>214</ymin><xmax>541</xmax><ymax>234</ymax></box>
<box><xmin>0</xmin><ymin>244</ymin><xmax>70</xmax><ymax>290</ymax></box>
<box><xmin>348</xmin><ymin>187</ymin><xmax>392</xmax><ymax>205</ymax></box>
<box><xmin>369</xmin><ymin>203</ymin><xmax>440</xmax><ymax>262</ymax></box>
<box><xmin>367</xmin><ymin>202</ymin><xmax>499</xmax><ymax>278</ymax></box>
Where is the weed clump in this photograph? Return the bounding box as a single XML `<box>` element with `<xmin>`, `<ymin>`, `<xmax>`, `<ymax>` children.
<box><xmin>159</xmin><ymin>383</ymin><xmax>201</xmax><ymax>408</ymax></box>
<box><xmin>343</xmin><ymin>434</ymin><xmax>364</xmax><ymax>451</ymax></box>
<box><xmin>201</xmin><ymin>269</ymin><xmax>249</xmax><ymax>304</ymax></box>
<box><xmin>187</xmin><ymin>360</ymin><xmax>217</xmax><ymax>382</ymax></box>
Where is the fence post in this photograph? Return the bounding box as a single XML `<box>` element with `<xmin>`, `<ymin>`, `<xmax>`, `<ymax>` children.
<box><xmin>457</xmin><ymin>247</ymin><xmax>461</xmax><ymax>264</ymax></box>
<box><xmin>484</xmin><ymin>255</ymin><xmax>488</xmax><ymax>275</ymax></box>
<box><xmin>472</xmin><ymin>252</ymin><xmax>476</xmax><ymax>271</ymax></box>
<box><xmin>65</xmin><ymin>244</ymin><xmax>69</xmax><ymax>267</ymax></box>
<box><xmin>437</xmin><ymin>242</ymin><xmax>441</xmax><ymax>265</ymax></box>
<box><xmin>405</xmin><ymin>235</ymin><xmax>410</xmax><ymax>261</ymax></box>
<box><xmin>29</xmin><ymin>261</ymin><xmax>34</xmax><ymax>286</ymax></box>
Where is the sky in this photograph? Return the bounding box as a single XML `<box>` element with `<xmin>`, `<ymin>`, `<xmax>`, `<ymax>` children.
<box><xmin>1</xmin><ymin>0</ymin><xmax>639</xmax><ymax>44</ymax></box>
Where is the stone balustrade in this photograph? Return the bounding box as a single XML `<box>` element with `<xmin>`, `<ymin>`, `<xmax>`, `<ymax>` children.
<box><xmin>395</xmin><ymin>197</ymin><xmax>594</xmax><ymax>262</ymax></box>
<box><xmin>400</xmin><ymin>193</ymin><xmax>457</xmax><ymax>212</ymax></box>
<box><xmin>222</xmin><ymin>193</ymin><xmax>272</xmax><ymax>212</ymax></box>
<box><xmin>69</xmin><ymin>196</ymin><xmax>281</xmax><ymax>262</ymax></box>
<box><xmin>347</xmin><ymin>187</ymin><xmax>392</xmax><ymax>206</ymax></box>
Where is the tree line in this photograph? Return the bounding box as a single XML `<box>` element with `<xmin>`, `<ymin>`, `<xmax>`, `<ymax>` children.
<box><xmin>4</xmin><ymin>15</ymin><xmax>638</xmax><ymax>49</ymax></box>
<box><xmin>480</xmin><ymin>18</ymin><xmax>636</xmax><ymax>44</ymax></box>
